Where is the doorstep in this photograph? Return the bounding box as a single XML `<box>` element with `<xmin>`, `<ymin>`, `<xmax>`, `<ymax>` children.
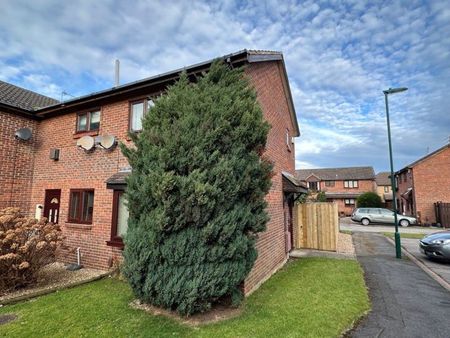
<box><xmin>290</xmin><ymin>249</ymin><xmax>356</xmax><ymax>260</ymax></box>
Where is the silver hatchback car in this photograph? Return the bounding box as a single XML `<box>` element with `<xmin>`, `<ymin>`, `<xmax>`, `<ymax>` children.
<box><xmin>351</xmin><ymin>208</ymin><xmax>417</xmax><ymax>227</ymax></box>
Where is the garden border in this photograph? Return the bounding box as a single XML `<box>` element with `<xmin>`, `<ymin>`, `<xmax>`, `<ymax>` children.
<box><xmin>0</xmin><ymin>271</ymin><xmax>111</xmax><ymax>306</ymax></box>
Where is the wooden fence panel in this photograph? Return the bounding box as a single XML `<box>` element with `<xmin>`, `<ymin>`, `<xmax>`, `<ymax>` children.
<box><xmin>294</xmin><ymin>202</ymin><xmax>339</xmax><ymax>251</ymax></box>
<box><xmin>435</xmin><ymin>202</ymin><xmax>450</xmax><ymax>228</ymax></box>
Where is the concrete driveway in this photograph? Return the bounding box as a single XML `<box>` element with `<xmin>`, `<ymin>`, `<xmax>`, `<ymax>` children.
<box><xmin>340</xmin><ymin>217</ymin><xmax>439</xmax><ymax>235</ymax></box>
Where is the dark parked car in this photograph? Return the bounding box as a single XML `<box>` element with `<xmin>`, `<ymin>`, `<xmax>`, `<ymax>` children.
<box><xmin>351</xmin><ymin>208</ymin><xmax>417</xmax><ymax>227</ymax></box>
<box><xmin>420</xmin><ymin>231</ymin><xmax>450</xmax><ymax>261</ymax></box>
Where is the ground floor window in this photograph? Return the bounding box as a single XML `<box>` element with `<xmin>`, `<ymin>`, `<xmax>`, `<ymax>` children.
<box><xmin>344</xmin><ymin>198</ymin><xmax>355</xmax><ymax>205</ymax></box>
<box><xmin>68</xmin><ymin>189</ymin><xmax>94</xmax><ymax>224</ymax></box>
<box><xmin>108</xmin><ymin>190</ymin><xmax>129</xmax><ymax>248</ymax></box>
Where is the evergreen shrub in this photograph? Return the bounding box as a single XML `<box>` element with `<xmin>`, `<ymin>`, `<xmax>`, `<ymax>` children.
<box><xmin>121</xmin><ymin>61</ymin><xmax>272</xmax><ymax>315</ymax></box>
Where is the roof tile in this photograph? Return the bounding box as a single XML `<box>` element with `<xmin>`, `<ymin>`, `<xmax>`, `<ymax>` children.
<box><xmin>0</xmin><ymin>80</ymin><xmax>59</xmax><ymax>111</ymax></box>
<box><xmin>375</xmin><ymin>172</ymin><xmax>391</xmax><ymax>185</ymax></box>
<box><xmin>296</xmin><ymin>166</ymin><xmax>375</xmax><ymax>181</ymax></box>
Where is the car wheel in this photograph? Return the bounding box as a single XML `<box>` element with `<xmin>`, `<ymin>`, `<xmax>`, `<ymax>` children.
<box><xmin>361</xmin><ymin>218</ymin><xmax>370</xmax><ymax>226</ymax></box>
<box><xmin>400</xmin><ymin>219</ymin><xmax>410</xmax><ymax>227</ymax></box>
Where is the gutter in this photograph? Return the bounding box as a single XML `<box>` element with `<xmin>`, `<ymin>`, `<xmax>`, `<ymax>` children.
<box><xmin>33</xmin><ymin>49</ymin><xmax>300</xmax><ymax>138</ymax></box>
<box><xmin>0</xmin><ymin>102</ymin><xmax>40</xmax><ymax>120</ymax></box>
<box><xmin>35</xmin><ymin>50</ymin><xmax>251</xmax><ymax>117</ymax></box>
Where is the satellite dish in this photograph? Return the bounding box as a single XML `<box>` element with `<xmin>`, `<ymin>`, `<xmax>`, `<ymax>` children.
<box><xmin>15</xmin><ymin>127</ymin><xmax>32</xmax><ymax>141</ymax></box>
<box><xmin>76</xmin><ymin>136</ymin><xmax>95</xmax><ymax>151</ymax></box>
<box><xmin>99</xmin><ymin>135</ymin><xmax>116</xmax><ymax>150</ymax></box>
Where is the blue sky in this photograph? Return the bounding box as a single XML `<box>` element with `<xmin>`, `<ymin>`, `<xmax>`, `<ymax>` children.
<box><xmin>1</xmin><ymin>0</ymin><xmax>449</xmax><ymax>172</ymax></box>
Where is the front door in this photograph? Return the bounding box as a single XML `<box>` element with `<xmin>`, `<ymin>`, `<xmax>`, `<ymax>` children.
<box><xmin>44</xmin><ymin>189</ymin><xmax>61</xmax><ymax>224</ymax></box>
<box><xmin>284</xmin><ymin>195</ymin><xmax>294</xmax><ymax>253</ymax></box>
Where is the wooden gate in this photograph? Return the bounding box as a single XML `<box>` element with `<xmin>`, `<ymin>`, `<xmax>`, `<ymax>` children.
<box><xmin>293</xmin><ymin>202</ymin><xmax>339</xmax><ymax>251</ymax></box>
<box><xmin>435</xmin><ymin>202</ymin><xmax>450</xmax><ymax>228</ymax></box>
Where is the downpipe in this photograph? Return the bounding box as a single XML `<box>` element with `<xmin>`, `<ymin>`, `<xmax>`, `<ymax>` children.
<box><xmin>77</xmin><ymin>247</ymin><xmax>81</xmax><ymax>266</ymax></box>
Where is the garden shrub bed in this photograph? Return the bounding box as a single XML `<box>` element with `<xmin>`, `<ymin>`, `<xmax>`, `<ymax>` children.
<box><xmin>0</xmin><ymin>262</ymin><xmax>108</xmax><ymax>305</ymax></box>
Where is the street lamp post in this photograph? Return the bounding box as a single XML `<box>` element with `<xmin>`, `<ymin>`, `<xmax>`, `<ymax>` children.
<box><xmin>383</xmin><ymin>87</ymin><xmax>408</xmax><ymax>259</ymax></box>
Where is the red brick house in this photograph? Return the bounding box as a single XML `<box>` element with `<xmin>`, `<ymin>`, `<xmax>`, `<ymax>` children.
<box><xmin>375</xmin><ymin>172</ymin><xmax>393</xmax><ymax>209</ymax></box>
<box><xmin>395</xmin><ymin>144</ymin><xmax>450</xmax><ymax>225</ymax></box>
<box><xmin>0</xmin><ymin>50</ymin><xmax>306</xmax><ymax>294</ymax></box>
<box><xmin>295</xmin><ymin>167</ymin><xmax>376</xmax><ymax>216</ymax></box>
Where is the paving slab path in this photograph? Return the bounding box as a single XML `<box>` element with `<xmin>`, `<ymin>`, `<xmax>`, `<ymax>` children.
<box><xmin>350</xmin><ymin>232</ymin><xmax>450</xmax><ymax>338</ymax></box>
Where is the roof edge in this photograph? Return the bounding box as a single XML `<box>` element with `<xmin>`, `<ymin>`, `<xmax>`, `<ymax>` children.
<box><xmin>33</xmin><ymin>49</ymin><xmax>299</xmax><ymax>132</ymax></box>
<box><xmin>0</xmin><ymin>102</ymin><xmax>40</xmax><ymax>120</ymax></box>
<box><xmin>35</xmin><ymin>50</ymin><xmax>250</xmax><ymax>116</ymax></box>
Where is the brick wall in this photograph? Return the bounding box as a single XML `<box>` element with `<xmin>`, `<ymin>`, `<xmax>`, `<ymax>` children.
<box><xmin>0</xmin><ymin>111</ymin><xmax>37</xmax><ymax>215</ymax></box>
<box><xmin>412</xmin><ymin>146</ymin><xmax>450</xmax><ymax>224</ymax></box>
<box><xmin>22</xmin><ymin>60</ymin><xmax>298</xmax><ymax>294</ymax></box>
<box><xmin>330</xmin><ymin>198</ymin><xmax>355</xmax><ymax>216</ymax></box>
<box><xmin>243</xmin><ymin>61</ymin><xmax>296</xmax><ymax>294</ymax></box>
<box><xmin>321</xmin><ymin>179</ymin><xmax>375</xmax><ymax>216</ymax></box>
<box><xmin>322</xmin><ymin>179</ymin><xmax>375</xmax><ymax>193</ymax></box>
<box><xmin>29</xmin><ymin>101</ymin><xmax>131</xmax><ymax>269</ymax></box>
<box><xmin>376</xmin><ymin>185</ymin><xmax>392</xmax><ymax>202</ymax></box>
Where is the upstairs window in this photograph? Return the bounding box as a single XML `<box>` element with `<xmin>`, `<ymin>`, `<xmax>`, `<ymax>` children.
<box><xmin>130</xmin><ymin>98</ymin><xmax>155</xmax><ymax>132</ymax></box>
<box><xmin>344</xmin><ymin>180</ymin><xmax>358</xmax><ymax>188</ymax></box>
<box><xmin>308</xmin><ymin>181</ymin><xmax>319</xmax><ymax>191</ymax></box>
<box><xmin>286</xmin><ymin>129</ymin><xmax>292</xmax><ymax>152</ymax></box>
<box><xmin>384</xmin><ymin>186</ymin><xmax>389</xmax><ymax>193</ymax></box>
<box><xmin>76</xmin><ymin>110</ymin><xmax>100</xmax><ymax>132</ymax></box>
<box><xmin>325</xmin><ymin>181</ymin><xmax>335</xmax><ymax>187</ymax></box>
<box><xmin>68</xmin><ymin>189</ymin><xmax>94</xmax><ymax>224</ymax></box>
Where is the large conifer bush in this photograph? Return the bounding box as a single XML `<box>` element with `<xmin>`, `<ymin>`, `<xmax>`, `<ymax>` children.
<box><xmin>121</xmin><ymin>61</ymin><xmax>272</xmax><ymax>315</ymax></box>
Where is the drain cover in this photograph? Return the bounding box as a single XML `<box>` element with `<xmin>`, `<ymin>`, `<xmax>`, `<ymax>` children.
<box><xmin>0</xmin><ymin>314</ymin><xmax>17</xmax><ymax>325</ymax></box>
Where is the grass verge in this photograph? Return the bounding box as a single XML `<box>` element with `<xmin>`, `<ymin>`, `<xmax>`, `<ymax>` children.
<box><xmin>0</xmin><ymin>258</ymin><xmax>369</xmax><ymax>338</ymax></box>
<box><xmin>383</xmin><ymin>232</ymin><xmax>426</xmax><ymax>239</ymax></box>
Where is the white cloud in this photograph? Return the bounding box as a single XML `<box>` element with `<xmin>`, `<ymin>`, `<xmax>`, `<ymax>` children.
<box><xmin>0</xmin><ymin>0</ymin><xmax>448</xmax><ymax>172</ymax></box>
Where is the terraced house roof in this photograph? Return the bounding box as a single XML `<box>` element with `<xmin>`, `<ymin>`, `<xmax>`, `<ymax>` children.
<box><xmin>296</xmin><ymin>166</ymin><xmax>375</xmax><ymax>181</ymax></box>
<box><xmin>0</xmin><ymin>80</ymin><xmax>58</xmax><ymax>110</ymax></box>
<box><xmin>375</xmin><ymin>172</ymin><xmax>391</xmax><ymax>186</ymax></box>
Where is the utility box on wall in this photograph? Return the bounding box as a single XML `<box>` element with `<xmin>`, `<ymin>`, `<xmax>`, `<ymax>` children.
<box><xmin>49</xmin><ymin>148</ymin><xmax>60</xmax><ymax>160</ymax></box>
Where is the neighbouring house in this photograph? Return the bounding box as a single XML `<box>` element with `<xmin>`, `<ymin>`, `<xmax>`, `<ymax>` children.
<box><xmin>395</xmin><ymin>144</ymin><xmax>450</xmax><ymax>225</ymax></box>
<box><xmin>0</xmin><ymin>49</ymin><xmax>307</xmax><ymax>295</ymax></box>
<box><xmin>296</xmin><ymin>166</ymin><xmax>376</xmax><ymax>216</ymax></box>
<box><xmin>375</xmin><ymin>172</ymin><xmax>393</xmax><ymax>209</ymax></box>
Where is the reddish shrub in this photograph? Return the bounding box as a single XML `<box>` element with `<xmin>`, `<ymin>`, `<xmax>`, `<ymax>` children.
<box><xmin>0</xmin><ymin>207</ymin><xmax>64</xmax><ymax>292</ymax></box>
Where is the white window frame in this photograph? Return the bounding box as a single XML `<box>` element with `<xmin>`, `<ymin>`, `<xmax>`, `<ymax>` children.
<box><xmin>344</xmin><ymin>180</ymin><xmax>358</xmax><ymax>189</ymax></box>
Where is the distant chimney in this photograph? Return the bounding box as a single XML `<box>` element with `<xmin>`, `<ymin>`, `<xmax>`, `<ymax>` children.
<box><xmin>114</xmin><ymin>59</ymin><xmax>120</xmax><ymax>87</ymax></box>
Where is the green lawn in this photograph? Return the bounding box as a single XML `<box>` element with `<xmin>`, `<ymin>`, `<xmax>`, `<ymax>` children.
<box><xmin>0</xmin><ymin>258</ymin><xmax>369</xmax><ymax>338</ymax></box>
<box><xmin>383</xmin><ymin>232</ymin><xmax>426</xmax><ymax>239</ymax></box>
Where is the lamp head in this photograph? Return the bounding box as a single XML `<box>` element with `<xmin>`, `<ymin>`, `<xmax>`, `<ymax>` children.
<box><xmin>383</xmin><ymin>87</ymin><xmax>408</xmax><ymax>95</ymax></box>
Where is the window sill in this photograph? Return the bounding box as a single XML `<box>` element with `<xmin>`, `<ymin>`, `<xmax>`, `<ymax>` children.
<box><xmin>65</xmin><ymin>223</ymin><xmax>93</xmax><ymax>230</ymax></box>
<box><xmin>73</xmin><ymin>130</ymin><xmax>99</xmax><ymax>139</ymax></box>
<box><xmin>106</xmin><ymin>240</ymin><xmax>124</xmax><ymax>249</ymax></box>
<box><xmin>125</xmin><ymin>131</ymin><xmax>141</xmax><ymax>142</ymax></box>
